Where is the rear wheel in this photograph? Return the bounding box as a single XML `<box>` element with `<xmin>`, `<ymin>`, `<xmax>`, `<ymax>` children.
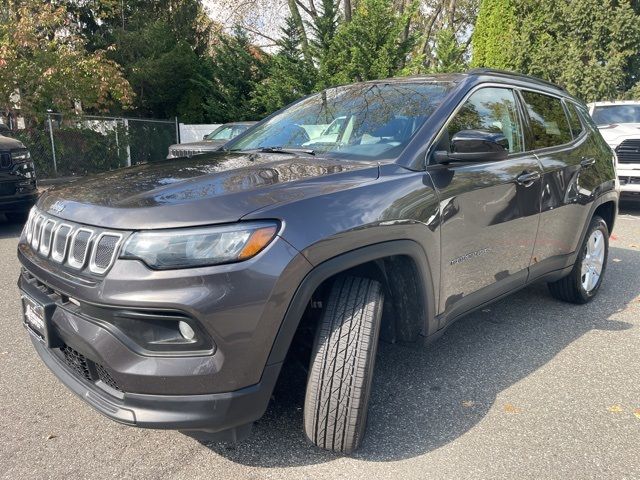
<box><xmin>548</xmin><ymin>215</ymin><xmax>609</xmax><ymax>304</ymax></box>
<box><xmin>303</xmin><ymin>275</ymin><xmax>384</xmax><ymax>454</ymax></box>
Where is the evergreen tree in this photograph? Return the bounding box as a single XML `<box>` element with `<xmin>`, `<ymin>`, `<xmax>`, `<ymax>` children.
<box><xmin>111</xmin><ymin>19</ymin><xmax>214</xmax><ymax>121</ymax></box>
<box><xmin>320</xmin><ymin>0</ymin><xmax>415</xmax><ymax>86</ymax></box>
<box><xmin>63</xmin><ymin>0</ymin><xmax>214</xmax><ymax>121</ymax></box>
<box><xmin>308</xmin><ymin>0</ymin><xmax>341</xmax><ymax>67</ymax></box>
<box><xmin>471</xmin><ymin>0</ymin><xmax>518</xmax><ymax>69</ymax></box>
<box><xmin>432</xmin><ymin>28</ymin><xmax>466</xmax><ymax>73</ymax></box>
<box><xmin>252</xmin><ymin>18</ymin><xmax>317</xmax><ymax>113</ymax></box>
<box><xmin>472</xmin><ymin>0</ymin><xmax>640</xmax><ymax>100</ymax></box>
<box><xmin>205</xmin><ymin>27</ymin><xmax>268</xmax><ymax>122</ymax></box>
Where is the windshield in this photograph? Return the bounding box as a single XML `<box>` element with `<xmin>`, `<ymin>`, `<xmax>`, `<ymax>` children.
<box><xmin>592</xmin><ymin>105</ymin><xmax>640</xmax><ymax>126</ymax></box>
<box><xmin>206</xmin><ymin>124</ymin><xmax>248</xmax><ymax>141</ymax></box>
<box><xmin>227</xmin><ymin>82</ymin><xmax>453</xmax><ymax>160</ymax></box>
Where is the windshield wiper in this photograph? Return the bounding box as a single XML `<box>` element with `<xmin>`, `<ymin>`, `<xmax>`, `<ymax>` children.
<box><xmin>258</xmin><ymin>146</ymin><xmax>315</xmax><ymax>156</ymax></box>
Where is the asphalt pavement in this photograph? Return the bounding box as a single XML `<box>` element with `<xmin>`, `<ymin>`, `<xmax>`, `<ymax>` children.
<box><xmin>1</xmin><ymin>204</ymin><xmax>639</xmax><ymax>480</ymax></box>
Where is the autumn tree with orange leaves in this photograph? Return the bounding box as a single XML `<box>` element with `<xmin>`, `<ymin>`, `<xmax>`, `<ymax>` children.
<box><xmin>0</xmin><ymin>1</ymin><xmax>133</xmax><ymax>120</ymax></box>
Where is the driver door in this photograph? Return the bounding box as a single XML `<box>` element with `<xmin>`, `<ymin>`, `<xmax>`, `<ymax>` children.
<box><xmin>428</xmin><ymin>87</ymin><xmax>543</xmax><ymax>325</ymax></box>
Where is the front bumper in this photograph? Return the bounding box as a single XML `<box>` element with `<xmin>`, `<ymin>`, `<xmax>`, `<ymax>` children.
<box><xmin>18</xmin><ymin>233</ymin><xmax>309</xmax><ymax>394</ymax></box>
<box><xmin>618</xmin><ymin>167</ymin><xmax>640</xmax><ymax>197</ymax></box>
<box><xmin>17</xmin><ymin>228</ymin><xmax>312</xmax><ymax>435</ymax></box>
<box><xmin>18</xmin><ymin>262</ymin><xmax>285</xmax><ymax>436</ymax></box>
<box><xmin>29</xmin><ymin>333</ymin><xmax>279</xmax><ymax>433</ymax></box>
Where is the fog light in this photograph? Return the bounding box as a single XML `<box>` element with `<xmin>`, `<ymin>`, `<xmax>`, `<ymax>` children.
<box><xmin>178</xmin><ymin>321</ymin><xmax>195</xmax><ymax>341</ymax></box>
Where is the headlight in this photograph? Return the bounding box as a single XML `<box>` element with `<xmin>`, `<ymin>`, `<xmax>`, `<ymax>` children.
<box><xmin>11</xmin><ymin>150</ymin><xmax>31</xmax><ymax>162</ymax></box>
<box><xmin>121</xmin><ymin>222</ymin><xmax>278</xmax><ymax>269</ymax></box>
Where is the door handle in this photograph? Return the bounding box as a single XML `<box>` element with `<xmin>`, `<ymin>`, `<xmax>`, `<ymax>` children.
<box><xmin>580</xmin><ymin>157</ymin><xmax>596</xmax><ymax>168</ymax></box>
<box><xmin>516</xmin><ymin>171</ymin><xmax>541</xmax><ymax>186</ymax></box>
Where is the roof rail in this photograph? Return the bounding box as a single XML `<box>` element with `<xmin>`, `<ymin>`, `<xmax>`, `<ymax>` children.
<box><xmin>467</xmin><ymin>68</ymin><xmax>567</xmax><ymax>92</ymax></box>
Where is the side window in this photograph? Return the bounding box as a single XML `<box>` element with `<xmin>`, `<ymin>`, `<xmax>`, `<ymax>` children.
<box><xmin>446</xmin><ymin>88</ymin><xmax>524</xmax><ymax>154</ymax></box>
<box><xmin>565</xmin><ymin>102</ymin><xmax>584</xmax><ymax>139</ymax></box>
<box><xmin>521</xmin><ymin>91</ymin><xmax>572</xmax><ymax>148</ymax></box>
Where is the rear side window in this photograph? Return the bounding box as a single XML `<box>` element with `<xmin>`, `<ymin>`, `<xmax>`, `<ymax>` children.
<box><xmin>521</xmin><ymin>91</ymin><xmax>573</xmax><ymax>149</ymax></box>
<box><xmin>565</xmin><ymin>102</ymin><xmax>584</xmax><ymax>139</ymax></box>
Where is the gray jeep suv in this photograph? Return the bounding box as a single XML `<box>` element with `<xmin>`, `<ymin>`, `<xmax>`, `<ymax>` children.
<box><xmin>17</xmin><ymin>70</ymin><xmax>618</xmax><ymax>454</ymax></box>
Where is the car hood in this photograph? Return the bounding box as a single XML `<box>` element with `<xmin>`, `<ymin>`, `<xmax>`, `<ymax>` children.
<box><xmin>0</xmin><ymin>135</ymin><xmax>26</xmax><ymax>150</ymax></box>
<box><xmin>37</xmin><ymin>152</ymin><xmax>379</xmax><ymax>229</ymax></box>
<box><xmin>597</xmin><ymin>123</ymin><xmax>640</xmax><ymax>147</ymax></box>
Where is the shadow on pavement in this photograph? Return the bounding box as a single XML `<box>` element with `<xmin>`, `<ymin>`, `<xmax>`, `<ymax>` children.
<box><xmin>207</xmin><ymin>244</ymin><xmax>638</xmax><ymax>465</ymax></box>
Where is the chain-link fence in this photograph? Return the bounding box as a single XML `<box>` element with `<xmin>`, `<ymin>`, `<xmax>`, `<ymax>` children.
<box><xmin>9</xmin><ymin>113</ymin><xmax>178</xmax><ymax>180</ymax></box>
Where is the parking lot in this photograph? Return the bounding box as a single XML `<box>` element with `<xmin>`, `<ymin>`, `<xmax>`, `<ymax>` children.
<box><xmin>1</xmin><ymin>204</ymin><xmax>639</xmax><ymax>480</ymax></box>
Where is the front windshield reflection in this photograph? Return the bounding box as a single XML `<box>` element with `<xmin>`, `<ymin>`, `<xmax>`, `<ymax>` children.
<box><xmin>228</xmin><ymin>82</ymin><xmax>453</xmax><ymax>160</ymax></box>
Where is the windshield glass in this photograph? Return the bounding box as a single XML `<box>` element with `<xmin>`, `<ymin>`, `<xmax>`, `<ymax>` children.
<box><xmin>592</xmin><ymin>105</ymin><xmax>640</xmax><ymax>125</ymax></box>
<box><xmin>206</xmin><ymin>126</ymin><xmax>233</xmax><ymax>140</ymax></box>
<box><xmin>206</xmin><ymin>125</ymin><xmax>249</xmax><ymax>140</ymax></box>
<box><xmin>227</xmin><ymin>82</ymin><xmax>453</xmax><ymax>160</ymax></box>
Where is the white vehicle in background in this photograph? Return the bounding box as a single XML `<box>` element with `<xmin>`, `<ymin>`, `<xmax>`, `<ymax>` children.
<box><xmin>588</xmin><ymin>101</ymin><xmax>640</xmax><ymax>201</ymax></box>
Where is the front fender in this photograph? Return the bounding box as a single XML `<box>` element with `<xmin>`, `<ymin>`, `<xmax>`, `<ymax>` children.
<box><xmin>265</xmin><ymin>239</ymin><xmax>437</xmax><ymax>366</ymax></box>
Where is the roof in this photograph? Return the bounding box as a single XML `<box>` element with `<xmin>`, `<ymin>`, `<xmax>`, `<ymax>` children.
<box><xmin>467</xmin><ymin>68</ymin><xmax>567</xmax><ymax>93</ymax></box>
<box><xmin>349</xmin><ymin>69</ymin><xmax>570</xmax><ymax>98</ymax></box>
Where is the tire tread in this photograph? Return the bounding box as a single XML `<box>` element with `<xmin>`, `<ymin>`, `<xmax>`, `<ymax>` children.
<box><xmin>304</xmin><ymin>275</ymin><xmax>383</xmax><ymax>453</ymax></box>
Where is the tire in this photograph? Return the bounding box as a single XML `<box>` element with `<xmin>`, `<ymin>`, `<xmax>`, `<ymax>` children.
<box><xmin>303</xmin><ymin>275</ymin><xmax>384</xmax><ymax>454</ymax></box>
<box><xmin>548</xmin><ymin>215</ymin><xmax>609</xmax><ymax>304</ymax></box>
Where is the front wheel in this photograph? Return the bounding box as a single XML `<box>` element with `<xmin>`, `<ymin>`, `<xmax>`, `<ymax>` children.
<box><xmin>548</xmin><ymin>215</ymin><xmax>609</xmax><ymax>304</ymax></box>
<box><xmin>303</xmin><ymin>275</ymin><xmax>384</xmax><ymax>454</ymax></box>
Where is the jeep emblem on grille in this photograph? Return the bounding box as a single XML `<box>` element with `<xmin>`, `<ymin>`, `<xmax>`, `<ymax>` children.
<box><xmin>49</xmin><ymin>201</ymin><xmax>66</xmax><ymax>214</ymax></box>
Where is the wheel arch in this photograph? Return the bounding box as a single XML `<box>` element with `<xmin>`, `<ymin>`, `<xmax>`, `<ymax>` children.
<box><xmin>560</xmin><ymin>191</ymin><xmax>618</xmax><ymax>273</ymax></box>
<box><xmin>265</xmin><ymin>240</ymin><xmax>436</xmax><ymax>366</ymax></box>
<box><xmin>593</xmin><ymin>199</ymin><xmax>617</xmax><ymax>235</ymax></box>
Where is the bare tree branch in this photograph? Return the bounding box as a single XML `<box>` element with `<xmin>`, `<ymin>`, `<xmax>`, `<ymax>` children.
<box><xmin>294</xmin><ymin>0</ymin><xmax>317</xmax><ymax>19</ymax></box>
<box><xmin>243</xmin><ymin>25</ymin><xmax>279</xmax><ymax>44</ymax></box>
<box><xmin>422</xmin><ymin>3</ymin><xmax>443</xmax><ymax>56</ymax></box>
<box><xmin>306</xmin><ymin>0</ymin><xmax>318</xmax><ymax>17</ymax></box>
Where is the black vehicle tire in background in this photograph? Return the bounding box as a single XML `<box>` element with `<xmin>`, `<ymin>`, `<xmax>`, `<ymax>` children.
<box><xmin>303</xmin><ymin>275</ymin><xmax>384</xmax><ymax>454</ymax></box>
<box><xmin>548</xmin><ymin>215</ymin><xmax>609</xmax><ymax>304</ymax></box>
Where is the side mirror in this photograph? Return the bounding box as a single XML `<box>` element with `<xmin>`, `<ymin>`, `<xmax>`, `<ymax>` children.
<box><xmin>434</xmin><ymin>130</ymin><xmax>509</xmax><ymax>164</ymax></box>
<box><xmin>203</xmin><ymin>135</ymin><xmax>208</xmax><ymax>140</ymax></box>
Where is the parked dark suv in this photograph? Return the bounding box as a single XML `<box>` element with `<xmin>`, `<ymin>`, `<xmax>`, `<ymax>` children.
<box><xmin>17</xmin><ymin>70</ymin><xmax>618</xmax><ymax>454</ymax></box>
<box><xmin>0</xmin><ymin>135</ymin><xmax>37</xmax><ymax>222</ymax></box>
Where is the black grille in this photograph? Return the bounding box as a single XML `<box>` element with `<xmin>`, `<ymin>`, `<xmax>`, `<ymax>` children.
<box><xmin>95</xmin><ymin>363</ymin><xmax>122</xmax><ymax>391</ymax></box>
<box><xmin>616</xmin><ymin>139</ymin><xmax>640</xmax><ymax>163</ymax></box>
<box><xmin>60</xmin><ymin>344</ymin><xmax>122</xmax><ymax>392</ymax></box>
<box><xmin>94</xmin><ymin>235</ymin><xmax>120</xmax><ymax>270</ymax></box>
<box><xmin>0</xmin><ymin>152</ymin><xmax>11</xmax><ymax>169</ymax></box>
<box><xmin>61</xmin><ymin>345</ymin><xmax>92</xmax><ymax>382</ymax></box>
